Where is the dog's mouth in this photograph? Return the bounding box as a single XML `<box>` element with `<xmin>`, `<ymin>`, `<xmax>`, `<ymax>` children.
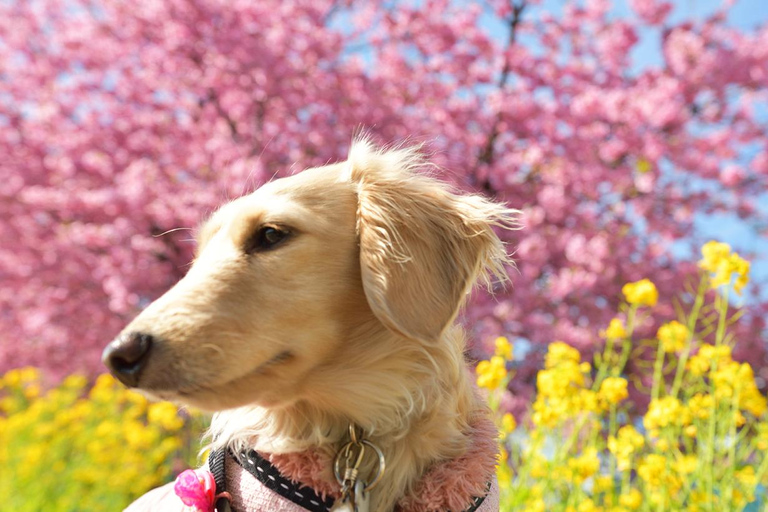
<box><xmin>174</xmin><ymin>349</ymin><xmax>294</xmax><ymax>398</ymax></box>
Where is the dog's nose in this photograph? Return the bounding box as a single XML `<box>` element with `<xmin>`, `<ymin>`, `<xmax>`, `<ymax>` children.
<box><xmin>102</xmin><ymin>332</ymin><xmax>154</xmax><ymax>387</ymax></box>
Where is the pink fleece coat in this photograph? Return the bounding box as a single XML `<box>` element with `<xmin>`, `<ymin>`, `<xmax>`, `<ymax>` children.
<box><xmin>125</xmin><ymin>414</ymin><xmax>500</xmax><ymax>512</ymax></box>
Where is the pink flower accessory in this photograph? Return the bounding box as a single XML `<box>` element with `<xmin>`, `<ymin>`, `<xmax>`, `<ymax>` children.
<box><xmin>173</xmin><ymin>469</ymin><xmax>231</xmax><ymax>512</ymax></box>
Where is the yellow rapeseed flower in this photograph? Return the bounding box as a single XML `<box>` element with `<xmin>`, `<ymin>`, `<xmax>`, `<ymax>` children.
<box><xmin>638</xmin><ymin>454</ymin><xmax>680</xmax><ymax>492</ymax></box>
<box><xmin>147</xmin><ymin>402</ymin><xmax>184</xmax><ymax>431</ymax></box>
<box><xmin>476</xmin><ymin>355</ymin><xmax>507</xmax><ymax>390</ymax></box>
<box><xmin>576</xmin><ymin>498</ymin><xmax>601</xmax><ymax>512</ymax></box>
<box><xmin>598</xmin><ymin>377</ymin><xmax>629</xmax><ymax>405</ymax></box>
<box><xmin>567</xmin><ymin>447</ymin><xmax>599</xmax><ymax>482</ymax></box>
<box><xmin>699</xmin><ymin>241</ymin><xmax>751</xmax><ymax>294</ymax></box>
<box><xmin>687</xmin><ymin>343</ymin><xmax>732</xmax><ymax>376</ymax></box>
<box><xmin>657</xmin><ymin>320</ymin><xmax>689</xmax><ymax>353</ymax></box>
<box><xmin>731</xmin><ymin>254</ymin><xmax>750</xmax><ymax>294</ymax></box>
<box><xmin>644</xmin><ymin>396</ymin><xmax>689</xmax><ymax>430</ymax></box>
<box><xmin>63</xmin><ymin>374</ymin><xmax>88</xmax><ymax>390</ymax></box>
<box><xmin>699</xmin><ymin>241</ymin><xmax>731</xmax><ymax>273</ymax></box>
<box><xmin>593</xmin><ymin>475</ymin><xmax>613</xmax><ymax>494</ymax></box>
<box><xmin>602</xmin><ymin>318</ymin><xmax>627</xmax><ymax>339</ymax></box>
<box><xmin>608</xmin><ymin>425</ymin><xmax>644</xmax><ymax>471</ymax></box>
<box><xmin>622</xmin><ymin>279</ymin><xmax>658</xmax><ymax>307</ymax></box>
<box><xmin>494</xmin><ymin>337</ymin><xmax>514</xmax><ymax>360</ymax></box>
<box><xmin>740</xmin><ymin>385</ymin><xmax>767</xmax><ymax>417</ymax></box>
<box><xmin>735</xmin><ymin>466</ymin><xmax>757</xmax><ymax>488</ymax></box>
<box><xmin>545</xmin><ymin>342</ymin><xmax>581</xmax><ymax>369</ymax></box>
<box><xmin>501</xmin><ymin>413</ymin><xmax>517</xmax><ymax>434</ymax></box>
<box><xmin>674</xmin><ymin>454</ymin><xmax>698</xmax><ymax>475</ymax></box>
<box><xmin>619</xmin><ymin>489</ymin><xmax>643</xmax><ymax>510</ymax></box>
<box><xmin>497</xmin><ymin>460</ymin><xmax>512</xmax><ymax>489</ymax></box>
<box><xmin>688</xmin><ymin>394</ymin><xmax>714</xmax><ymax>421</ymax></box>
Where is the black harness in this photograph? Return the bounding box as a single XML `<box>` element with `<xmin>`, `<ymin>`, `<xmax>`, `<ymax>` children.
<box><xmin>208</xmin><ymin>449</ymin><xmax>490</xmax><ymax>512</ymax></box>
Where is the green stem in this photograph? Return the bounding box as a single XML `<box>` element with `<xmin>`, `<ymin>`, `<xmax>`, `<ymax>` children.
<box><xmin>616</xmin><ymin>306</ymin><xmax>637</xmax><ymax>375</ymax></box>
<box><xmin>723</xmin><ymin>383</ymin><xmax>741</xmax><ymax>508</ymax></box>
<box><xmin>651</xmin><ymin>341</ymin><xmax>666</xmax><ymax>401</ymax></box>
<box><xmin>670</xmin><ymin>275</ymin><xmax>708</xmax><ymax>398</ymax></box>
<box><xmin>714</xmin><ymin>286</ymin><xmax>730</xmax><ymax>347</ymax></box>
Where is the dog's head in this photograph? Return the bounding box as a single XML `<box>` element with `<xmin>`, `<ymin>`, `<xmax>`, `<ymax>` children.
<box><xmin>102</xmin><ymin>140</ymin><xmax>518</xmax><ymax>411</ymax></box>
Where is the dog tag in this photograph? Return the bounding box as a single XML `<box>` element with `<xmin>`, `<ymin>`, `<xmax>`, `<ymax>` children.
<box><xmin>330</xmin><ymin>480</ymin><xmax>370</xmax><ymax>512</ymax></box>
<box><xmin>352</xmin><ymin>480</ymin><xmax>370</xmax><ymax>512</ymax></box>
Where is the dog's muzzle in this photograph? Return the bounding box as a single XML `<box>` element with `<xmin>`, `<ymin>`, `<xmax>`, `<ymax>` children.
<box><xmin>102</xmin><ymin>331</ymin><xmax>154</xmax><ymax>387</ymax></box>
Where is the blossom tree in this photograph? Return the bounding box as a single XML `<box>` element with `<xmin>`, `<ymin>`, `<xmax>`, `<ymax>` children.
<box><xmin>1</xmin><ymin>0</ymin><xmax>767</xmax><ymax>389</ymax></box>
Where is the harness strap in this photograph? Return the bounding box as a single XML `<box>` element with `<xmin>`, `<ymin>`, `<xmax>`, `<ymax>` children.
<box><xmin>220</xmin><ymin>448</ymin><xmax>491</xmax><ymax>512</ymax></box>
<box><xmin>234</xmin><ymin>449</ymin><xmax>335</xmax><ymax>512</ymax></box>
<box><xmin>208</xmin><ymin>449</ymin><xmax>232</xmax><ymax>512</ymax></box>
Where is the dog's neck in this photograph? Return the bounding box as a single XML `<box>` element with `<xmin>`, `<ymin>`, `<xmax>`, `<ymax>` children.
<box><xmin>207</xmin><ymin>324</ymin><xmax>484</xmax><ymax>512</ymax></box>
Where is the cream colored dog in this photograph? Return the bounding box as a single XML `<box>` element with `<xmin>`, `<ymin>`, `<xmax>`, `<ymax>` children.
<box><xmin>103</xmin><ymin>139</ymin><xmax>518</xmax><ymax>512</ymax></box>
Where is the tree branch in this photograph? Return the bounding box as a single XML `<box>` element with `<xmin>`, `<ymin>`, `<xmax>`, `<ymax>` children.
<box><xmin>475</xmin><ymin>0</ymin><xmax>527</xmax><ymax>193</ymax></box>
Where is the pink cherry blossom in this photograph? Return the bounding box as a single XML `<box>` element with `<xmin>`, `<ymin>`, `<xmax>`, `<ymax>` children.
<box><xmin>0</xmin><ymin>0</ymin><xmax>766</xmax><ymax>397</ymax></box>
<box><xmin>629</xmin><ymin>0</ymin><xmax>672</xmax><ymax>25</ymax></box>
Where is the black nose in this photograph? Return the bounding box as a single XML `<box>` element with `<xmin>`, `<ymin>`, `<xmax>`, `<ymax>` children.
<box><xmin>102</xmin><ymin>332</ymin><xmax>154</xmax><ymax>387</ymax></box>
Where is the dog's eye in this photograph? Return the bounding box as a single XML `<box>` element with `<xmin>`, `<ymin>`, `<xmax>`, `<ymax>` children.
<box><xmin>246</xmin><ymin>226</ymin><xmax>290</xmax><ymax>253</ymax></box>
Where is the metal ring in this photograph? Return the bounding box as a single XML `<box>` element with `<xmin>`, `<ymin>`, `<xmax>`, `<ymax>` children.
<box><xmin>333</xmin><ymin>439</ymin><xmax>386</xmax><ymax>492</ymax></box>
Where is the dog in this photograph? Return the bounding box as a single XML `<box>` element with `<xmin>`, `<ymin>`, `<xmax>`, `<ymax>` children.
<box><xmin>103</xmin><ymin>139</ymin><xmax>518</xmax><ymax>512</ymax></box>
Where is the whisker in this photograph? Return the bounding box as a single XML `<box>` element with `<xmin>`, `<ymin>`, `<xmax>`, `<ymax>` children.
<box><xmin>245</xmin><ymin>134</ymin><xmax>277</xmax><ymax>193</ymax></box>
<box><xmin>153</xmin><ymin>227</ymin><xmax>194</xmax><ymax>237</ymax></box>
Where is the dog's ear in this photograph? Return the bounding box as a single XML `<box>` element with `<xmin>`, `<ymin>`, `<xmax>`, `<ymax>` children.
<box><xmin>347</xmin><ymin>140</ymin><xmax>519</xmax><ymax>343</ymax></box>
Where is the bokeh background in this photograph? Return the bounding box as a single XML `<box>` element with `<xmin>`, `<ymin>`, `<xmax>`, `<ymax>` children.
<box><xmin>1</xmin><ymin>0</ymin><xmax>767</xmax><ymax>510</ymax></box>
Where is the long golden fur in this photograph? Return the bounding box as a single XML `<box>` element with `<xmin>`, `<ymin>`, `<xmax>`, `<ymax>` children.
<box><xmin>115</xmin><ymin>139</ymin><xmax>519</xmax><ymax>511</ymax></box>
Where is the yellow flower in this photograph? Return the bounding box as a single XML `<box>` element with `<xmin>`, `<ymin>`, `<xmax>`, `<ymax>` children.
<box><xmin>567</xmin><ymin>448</ymin><xmax>599</xmax><ymax>482</ymax></box>
<box><xmin>576</xmin><ymin>389</ymin><xmax>601</xmax><ymax>413</ymax></box>
<box><xmin>700</xmin><ymin>241</ymin><xmax>751</xmax><ymax>293</ymax></box>
<box><xmin>687</xmin><ymin>344</ymin><xmax>733</xmax><ymax>376</ymax></box>
<box><xmin>594</xmin><ymin>475</ymin><xmax>613</xmax><ymax>493</ymax></box>
<box><xmin>674</xmin><ymin>454</ymin><xmax>698</xmax><ymax>475</ymax></box>
<box><xmin>497</xmin><ymin>461</ymin><xmax>512</xmax><ymax>489</ymax></box>
<box><xmin>619</xmin><ymin>489</ymin><xmax>643</xmax><ymax>510</ymax></box>
<box><xmin>147</xmin><ymin>402</ymin><xmax>184</xmax><ymax>431</ymax></box>
<box><xmin>636</xmin><ymin>158</ymin><xmax>652</xmax><ymax>174</ymax></box>
<box><xmin>687</xmin><ymin>354</ymin><xmax>710</xmax><ymax>376</ymax></box>
<box><xmin>577</xmin><ymin>498</ymin><xmax>601</xmax><ymax>512</ymax></box>
<box><xmin>699</xmin><ymin>241</ymin><xmax>731</xmax><ymax>273</ymax></box>
<box><xmin>740</xmin><ymin>385</ymin><xmax>767</xmax><ymax>417</ymax></box>
<box><xmin>476</xmin><ymin>355</ymin><xmax>507</xmax><ymax>390</ymax></box>
<box><xmin>657</xmin><ymin>321</ymin><xmax>689</xmax><ymax>353</ymax></box>
<box><xmin>63</xmin><ymin>374</ymin><xmax>88</xmax><ymax>390</ymax></box>
<box><xmin>529</xmin><ymin>455</ymin><xmax>548</xmax><ymax>479</ymax></box>
<box><xmin>638</xmin><ymin>454</ymin><xmax>680</xmax><ymax>491</ymax></box>
<box><xmin>608</xmin><ymin>426</ymin><xmax>644</xmax><ymax>472</ymax></box>
<box><xmin>501</xmin><ymin>413</ymin><xmax>517</xmax><ymax>434</ymax></box>
<box><xmin>735</xmin><ymin>466</ymin><xmax>757</xmax><ymax>488</ymax></box>
<box><xmin>602</xmin><ymin>318</ymin><xmax>627</xmax><ymax>339</ymax></box>
<box><xmin>598</xmin><ymin>377</ymin><xmax>629</xmax><ymax>405</ymax></box>
<box><xmin>494</xmin><ymin>337</ymin><xmax>514</xmax><ymax>360</ymax></box>
<box><xmin>531</xmin><ymin>345</ymin><xmax>594</xmax><ymax>426</ymax></box>
<box><xmin>545</xmin><ymin>342</ymin><xmax>581</xmax><ymax>369</ymax></box>
<box><xmin>622</xmin><ymin>279</ymin><xmax>658</xmax><ymax>307</ymax></box>
<box><xmin>732</xmin><ymin>254</ymin><xmax>750</xmax><ymax>294</ymax></box>
<box><xmin>524</xmin><ymin>498</ymin><xmax>546</xmax><ymax>512</ymax></box>
<box><xmin>3</xmin><ymin>368</ymin><xmax>24</xmax><ymax>387</ymax></box>
<box><xmin>644</xmin><ymin>396</ymin><xmax>688</xmax><ymax>429</ymax></box>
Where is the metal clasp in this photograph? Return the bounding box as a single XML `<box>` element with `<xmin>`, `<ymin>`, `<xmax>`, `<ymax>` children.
<box><xmin>332</xmin><ymin>424</ymin><xmax>386</xmax><ymax>511</ymax></box>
